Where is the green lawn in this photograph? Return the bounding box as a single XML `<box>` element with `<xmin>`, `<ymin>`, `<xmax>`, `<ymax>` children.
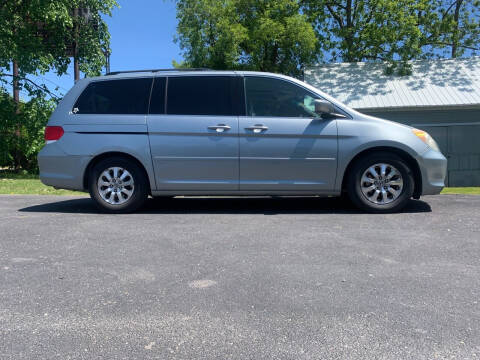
<box><xmin>1</xmin><ymin>172</ymin><xmax>479</xmax><ymax>196</ymax></box>
<box><xmin>440</xmin><ymin>187</ymin><xmax>480</xmax><ymax>195</ymax></box>
<box><xmin>0</xmin><ymin>172</ymin><xmax>86</xmax><ymax>196</ymax></box>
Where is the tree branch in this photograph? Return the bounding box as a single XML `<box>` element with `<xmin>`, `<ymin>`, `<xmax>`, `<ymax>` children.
<box><xmin>423</xmin><ymin>41</ymin><xmax>479</xmax><ymax>51</ymax></box>
<box><xmin>0</xmin><ymin>73</ymin><xmax>61</xmax><ymax>100</ymax></box>
<box><xmin>325</xmin><ymin>4</ymin><xmax>344</xmax><ymax>28</ymax></box>
<box><xmin>441</xmin><ymin>0</ymin><xmax>459</xmax><ymax>19</ymax></box>
<box><xmin>325</xmin><ymin>1</ymin><xmax>347</xmax><ymax>11</ymax></box>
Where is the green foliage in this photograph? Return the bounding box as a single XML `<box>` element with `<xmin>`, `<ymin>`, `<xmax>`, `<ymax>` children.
<box><xmin>175</xmin><ymin>0</ymin><xmax>479</xmax><ymax>77</ymax></box>
<box><xmin>175</xmin><ymin>0</ymin><xmax>318</xmax><ymax>77</ymax></box>
<box><xmin>0</xmin><ymin>0</ymin><xmax>118</xmax><ymax>80</ymax></box>
<box><xmin>420</xmin><ymin>0</ymin><xmax>480</xmax><ymax>58</ymax></box>
<box><xmin>301</xmin><ymin>0</ymin><xmax>431</xmax><ymax>73</ymax></box>
<box><xmin>0</xmin><ymin>89</ymin><xmax>55</xmax><ymax>171</ymax></box>
<box><xmin>0</xmin><ymin>0</ymin><xmax>117</xmax><ymax>172</ymax></box>
<box><xmin>301</xmin><ymin>0</ymin><xmax>480</xmax><ymax>73</ymax></box>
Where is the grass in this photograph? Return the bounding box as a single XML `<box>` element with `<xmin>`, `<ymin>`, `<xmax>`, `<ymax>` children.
<box><xmin>440</xmin><ymin>187</ymin><xmax>480</xmax><ymax>195</ymax></box>
<box><xmin>0</xmin><ymin>171</ymin><xmax>86</xmax><ymax>196</ymax></box>
<box><xmin>1</xmin><ymin>171</ymin><xmax>479</xmax><ymax>196</ymax></box>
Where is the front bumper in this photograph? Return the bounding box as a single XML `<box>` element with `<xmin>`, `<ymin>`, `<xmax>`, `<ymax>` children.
<box><xmin>38</xmin><ymin>142</ymin><xmax>91</xmax><ymax>191</ymax></box>
<box><xmin>417</xmin><ymin>148</ymin><xmax>448</xmax><ymax>195</ymax></box>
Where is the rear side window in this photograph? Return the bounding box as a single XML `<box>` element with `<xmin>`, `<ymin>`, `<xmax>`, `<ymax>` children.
<box><xmin>73</xmin><ymin>78</ymin><xmax>153</xmax><ymax>114</ymax></box>
<box><xmin>166</xmin><ymin>76</ymin><xmax>235</xmax><ymax>116</ymax></box>
<box><xmin>245</xmin><ymin>76</ymin><xmax>320</xmax><ymax>118</ymax></box>
<box><xmin>149</xmin><ymin>77</ymin><xmax>166</xmax><ymax>114</ymax></box>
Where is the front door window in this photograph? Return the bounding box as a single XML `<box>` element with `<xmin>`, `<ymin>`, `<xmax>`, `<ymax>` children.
<box><xmin>245</xmin><ymin>76</ymin><xmax>320</xmax><ymax>118</ymax></box>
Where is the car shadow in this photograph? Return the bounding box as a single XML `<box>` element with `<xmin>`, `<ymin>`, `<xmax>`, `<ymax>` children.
<box><xmin>18</xmin><ymin>196</ymin><xmax>432</xmax><ymax>215</ymax></box>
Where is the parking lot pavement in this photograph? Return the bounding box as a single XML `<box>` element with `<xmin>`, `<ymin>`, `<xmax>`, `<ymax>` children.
<box><xmin>0</xmin><ymin>194</ymin><xmax>479</xmax><ymax>359</ymax></box>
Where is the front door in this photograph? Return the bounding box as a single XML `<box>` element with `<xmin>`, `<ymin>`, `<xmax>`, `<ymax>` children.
<box><xmin>147</xmin><ymin>75</ymin><xmax>240</xmax><ymax>191</ymax></box>
<box><xmin>239</xmin><ymin>76</ymin><xmax>338</xmax><ymax>191</ymax></box>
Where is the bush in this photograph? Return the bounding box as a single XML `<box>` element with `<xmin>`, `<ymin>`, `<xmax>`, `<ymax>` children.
<box><xmin>0</xmin><ymin>90</ymin><xmax>55</xmax><ymax>172</ymax></box>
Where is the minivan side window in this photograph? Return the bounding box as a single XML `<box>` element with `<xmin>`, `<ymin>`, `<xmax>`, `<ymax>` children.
<box><xmin>245</xmin><ymin>76</ymin><xmax>320</xmax><ymax>118</ymax></box>
<box><xmin>149</xmin><ymin>77</ymin><xmax>167</xmax><ymax>114</ymax></box>
<box><xmin>166</xmin><ymin>76</ymin><xmax>235</xmax><ymax>116</ymax></box>
<box><xmin>73</xmin><ymin>78</ymin><xmax>152</xmax><ymax>114</ymax></box>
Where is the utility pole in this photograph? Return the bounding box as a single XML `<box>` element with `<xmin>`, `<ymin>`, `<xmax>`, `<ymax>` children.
<box><xmin>74</xmin><ymin>55</ymin><xmax>80</xmax><ymax>82</ymax></box>
<box><xmin>451</xmin><ymin>0</ymin><xmax>463</xmax><ymax>58</ymax></box>
<box><xmin>105</xmin><ymin>49</ymin><xmax>111</xmax><ymax>74</ymax></box>
<box><xmin>73</xmin><ymin>7</ymin><xmax>80</xmax><ymax>82</ymax></box>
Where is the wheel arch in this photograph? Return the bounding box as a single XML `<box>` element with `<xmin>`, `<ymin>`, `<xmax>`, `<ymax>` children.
<box><xmin>83</xmin><ymin>151</ymin><xmax>152</xmax><ymax>195</ymax></box>
<box><xmin>341</xmin><ymin>146</ymin><xmax>422</xmax><ymax>199</ymax></box>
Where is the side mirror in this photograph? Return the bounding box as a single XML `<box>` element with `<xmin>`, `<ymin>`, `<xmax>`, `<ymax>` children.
<box><xmin>314</xmin><ymin>99</ymin><xmax>346</xmax><ymax>119</ymax></box>
<box><xmin>314</xmin><ymin>99</ymin><xmax>334</xmax><ymax>115</ymax></box>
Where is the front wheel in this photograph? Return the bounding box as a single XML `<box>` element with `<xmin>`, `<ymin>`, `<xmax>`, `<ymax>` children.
<box><xmin>347</xmin><ymin>152</ymin><xmax>414</xmax><ymax>213</ymax></box>
<box><xmin>88</xmin><ymin>157</ymin><xmax>148</xmax><ymax>213</ymax></box>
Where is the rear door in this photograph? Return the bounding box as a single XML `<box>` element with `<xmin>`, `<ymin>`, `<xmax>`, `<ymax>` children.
<box><xmin>147</xmin><ymin>75</ymin><xmax>241</xmax><ymax>191</ymax></box>
<box><xmin>239</xmin><ymin>75</ymin><xmax>338</xmax><ymax>191</ymax></box>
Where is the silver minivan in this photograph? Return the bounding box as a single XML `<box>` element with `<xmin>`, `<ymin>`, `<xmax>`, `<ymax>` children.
<box><xmin>38</xmin><ymin>69</ymin><xmax>447</xmax><ymax>213</ymax></box>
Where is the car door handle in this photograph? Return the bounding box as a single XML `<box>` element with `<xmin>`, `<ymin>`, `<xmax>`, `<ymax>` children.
<box><xmin>208</xmin><ymin>124</ymin><xmax>231</xmax><ymax>133</ymax></box>
<box><xmin>245</xmin><ymin>124</ymin><xmax>268</xmax><ymax>133</ymax></box>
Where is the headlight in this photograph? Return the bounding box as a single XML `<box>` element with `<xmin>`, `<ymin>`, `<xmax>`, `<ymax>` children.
<box><xmin>412</xmin><ymin>128</ymin><xmax>441</xmax><ymax>152</ymax></box>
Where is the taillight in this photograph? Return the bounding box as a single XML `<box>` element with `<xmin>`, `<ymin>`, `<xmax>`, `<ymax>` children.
<box><xmin>44</xmin><ymin>126</ymin><xmax>64</xmax><ymax>142</ymax></box>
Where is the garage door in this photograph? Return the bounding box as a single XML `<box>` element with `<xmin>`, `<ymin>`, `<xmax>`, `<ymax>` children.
<box><xmin>418</xmin><ymin>125</ymin><xmax>480</xmax><ymax>187</ymax></box>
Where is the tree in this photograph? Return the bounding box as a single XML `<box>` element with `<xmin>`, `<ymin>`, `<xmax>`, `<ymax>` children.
<box><xmin>0</xmin><ymin>89</ymin><xmax>55</xmax><ymax>171</ymax></box>
<box><xmin>301</xmin><ymin>0</ymin><xmax>480</xmax><ymax>74</ymax></box>
<box><xmin>301</xmin><ymin>0</ymin><xmax>437</xmax><ymax>74</ymax></box>
<box><xmin>0</xmin><ymin>0</ymin><xmax>118</xmax><ymax>90</ymax></box>
<box><xmin>420</xmin><ymin>0</ymin><xmax>480</xmax><ymax>58</ymax></box>
<box><xmin>175</xmin><ymin>0</ymin><xmax>318</xmax><ymax>77</ymax></box>
<box><xmin>0</xmin><ymin>0</ymin><xmax>117</xmax><ymax>170</ymax></box>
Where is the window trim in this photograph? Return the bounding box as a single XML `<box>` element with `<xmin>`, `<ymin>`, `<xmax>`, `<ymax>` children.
<box><xmin>234</xmin><ymin>75</ymin><xmax>246</xmax><ymax>116</ymax></box>
<box><xmin>146</xmin><ymin>76</ymin><xmax>155</xmax><ymax>114</ymax></box>
<box><xmin>147</xmin><ymin>76</ymin><xmax>167</xmax><ymax>115</ymax></box>
<box><xmin>164</xmin><ymin>77</ymin><xmax>169</xmax><ymax>115</ymax></box>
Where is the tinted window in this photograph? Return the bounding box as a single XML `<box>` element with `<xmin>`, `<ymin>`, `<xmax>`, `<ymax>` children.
<box><xmin>73</xmin><ymin>78</ymin><xmax>152</xmax><ymax>114</ymax></box>
<box><xmin>149</xmin><ymin>77</ymin><xmax>166</xmax><ymax>114</ymax></box>
<box><xmin>167</xmin><ymin>76</ymin><xmax>234</xmax><ymax>116</ymax></box>
<box><xmin>245</xmin><ymin>76</ymin><xmax>320</xmax><ymax>117</ymax></box>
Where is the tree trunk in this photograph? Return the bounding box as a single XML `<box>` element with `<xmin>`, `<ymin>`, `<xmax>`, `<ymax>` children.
<box><xmin>12</xmin><ymin>61</ymin><xmax>19</xmax><ymax>106</ymax></box>
<box><xmin>12</xmin><ymin>61</ymin><xmax>21</xmax><ymax>170</ymax></box>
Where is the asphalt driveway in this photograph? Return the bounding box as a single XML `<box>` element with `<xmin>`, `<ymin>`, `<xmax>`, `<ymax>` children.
<box><xmin>1</xmin><ymin>194</ymin><xmax>479</xmax><ymax>359</ymax></box>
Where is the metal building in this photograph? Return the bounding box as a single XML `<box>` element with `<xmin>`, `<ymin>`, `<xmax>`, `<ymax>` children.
<box><xmin>304</xmin><ymin>57</ymin><xmax>480</xmax><ymax>186</ymax></box>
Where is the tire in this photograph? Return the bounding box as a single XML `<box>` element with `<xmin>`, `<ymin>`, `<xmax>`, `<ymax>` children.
<box><xmin>346</xmin><ymin>152</ymin><xmax>414</xmax><ymax>213</ymax></box>
<box><xmin>88</xmin><ymin>157</ymin><xmax>148</xmax><ymax>213</ymax></box>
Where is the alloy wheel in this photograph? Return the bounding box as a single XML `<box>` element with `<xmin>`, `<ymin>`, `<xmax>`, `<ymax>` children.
<box><xmin>97</xmin><ymin>167</ymin><xmax>135</xmax><ymax>205</ymax></box>
<box><xmin>360</xmin><ymin>163</ymin><xmax>404</xmax><ymax>205</ymax></box>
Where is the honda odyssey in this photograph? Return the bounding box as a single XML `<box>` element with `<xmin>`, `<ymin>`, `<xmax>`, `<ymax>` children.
<box><xmin>38</xmin><ymin>69</ymin><xmax>447</xmax><ymax>213</ymax></box>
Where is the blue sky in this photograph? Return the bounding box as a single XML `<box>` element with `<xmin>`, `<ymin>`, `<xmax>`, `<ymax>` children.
<box><xmin>25</xmin><ymin>0</ymin><xmax>181</xmax><ymax>100</ymax></box>
<box><xmin>17</xmin><ymin>1</ymin><xmax>478</xmax><ymax>100</ymax></box>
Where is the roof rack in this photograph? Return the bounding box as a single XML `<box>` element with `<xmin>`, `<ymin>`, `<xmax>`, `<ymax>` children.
<box><xmin>106</xmin><ymin>68</ymin><xmax>212</xmax><ymax>76</ymax></box>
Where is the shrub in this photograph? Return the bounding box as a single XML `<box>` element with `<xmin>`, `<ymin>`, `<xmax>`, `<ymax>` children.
<box><xmin>0</xmin><ymin>90</ymin><xmax>55</xmax><ymax>172</ymax></box>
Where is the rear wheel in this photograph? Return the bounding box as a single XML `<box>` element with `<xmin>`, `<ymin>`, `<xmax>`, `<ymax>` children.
<box><xmin>88</xmin><ymin>157</ymin><xmax>148</xmax><ymax>213</ymax></box>
<box><xmin>347</xmin><ymin>152</ymin><xmax>414</xmax><ymax>213</ymax></box>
